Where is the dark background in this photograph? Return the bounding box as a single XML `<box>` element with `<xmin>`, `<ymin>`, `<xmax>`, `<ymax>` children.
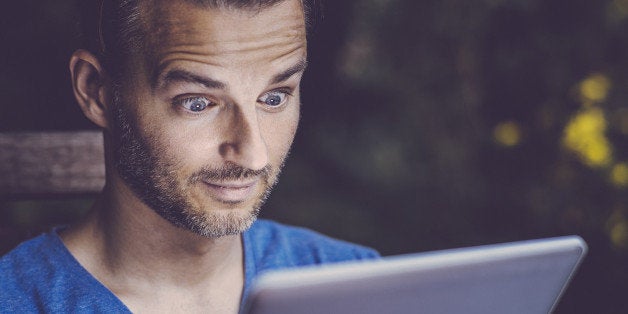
<box><xmin>2</xmin><ymin>0</ymin><xmax>628</xmax><ymax>313</ymax></box>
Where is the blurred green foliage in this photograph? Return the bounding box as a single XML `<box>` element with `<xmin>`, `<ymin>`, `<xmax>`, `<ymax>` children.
<box><xmin>2</xmin><ymin>0</ymin><xmax>628</xmax><ymax>313</ymax></box>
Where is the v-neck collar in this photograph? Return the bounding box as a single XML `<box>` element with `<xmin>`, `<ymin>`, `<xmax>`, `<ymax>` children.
<box><xmin>51</xmin><ymin>225</ymin><xmax>256</xmax><ymax>313</ymax></box>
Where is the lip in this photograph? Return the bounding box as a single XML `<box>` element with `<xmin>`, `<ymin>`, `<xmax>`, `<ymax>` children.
<box><xmin>201</xmin><ymin>179</ymin><xmax>259</xmax><ymax>203</ymax></box>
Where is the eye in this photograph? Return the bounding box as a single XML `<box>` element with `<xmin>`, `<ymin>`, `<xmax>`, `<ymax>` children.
<box><xmin>258</xmin><ymin>91</ymin><xmax>289</xmax><ymax>108</ymax></box>
<box><xmin>177</xmin><ymin>96</ymin><xmax>213</xmax><ymax>112</ymax></box>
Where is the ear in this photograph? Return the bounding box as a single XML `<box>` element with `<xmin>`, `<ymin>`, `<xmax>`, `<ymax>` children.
<box><xmin>69</xmin><ymin>49</ymin><xmax>112</xmax><ymax>130</ymax></box>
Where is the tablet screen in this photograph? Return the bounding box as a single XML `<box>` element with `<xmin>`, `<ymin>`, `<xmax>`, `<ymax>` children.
<box><xmin>243</xmin><ymin>236</ymin><xmax>587</xmax><ymax>314</ymax></box>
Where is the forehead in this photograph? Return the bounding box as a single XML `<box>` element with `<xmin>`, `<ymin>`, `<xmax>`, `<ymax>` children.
<box><xmin>140</xmin><ymin>0</ymin><xmax>307</xmax><ymax>68</ymax></box>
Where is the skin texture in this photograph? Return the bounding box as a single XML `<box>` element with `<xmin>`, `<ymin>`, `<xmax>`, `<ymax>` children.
<box><xmin>64</xmin><ymin>0</ymin><xmax>307</xmax><ymax>312</ymax></box>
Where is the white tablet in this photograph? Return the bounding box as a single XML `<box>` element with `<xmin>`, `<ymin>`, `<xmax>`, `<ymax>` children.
<box><xmin>243</xmin><ymin>236</ymin><xmax>587</xmax><ymax>314</ymax></box>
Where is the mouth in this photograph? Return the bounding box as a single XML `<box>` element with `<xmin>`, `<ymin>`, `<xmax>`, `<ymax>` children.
<box><xmin>201</xmin><ymin>179</ymin><xmax>259</xmax><ymax>203</ymax></box>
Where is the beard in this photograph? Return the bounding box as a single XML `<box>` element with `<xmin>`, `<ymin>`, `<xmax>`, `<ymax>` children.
<box><xmin>110</xmin><ymin>92</ymin><xmax>283</xmax><ymax>238</ymax></box>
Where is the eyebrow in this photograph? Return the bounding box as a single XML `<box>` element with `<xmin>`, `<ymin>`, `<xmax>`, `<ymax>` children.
<box><xmin>155</xmin><ymin>58</ymin><xmax>308</xmax><ymax>91</ymax></box>
<box><xmin>159</xmin><ymin>70</ymin><xmax>226</xmax><ymax>90</ymax></box>
<box><xmin>269</xmin><ymin>59</ymin><xmax>308</xmax><ymax>85</ymax></box>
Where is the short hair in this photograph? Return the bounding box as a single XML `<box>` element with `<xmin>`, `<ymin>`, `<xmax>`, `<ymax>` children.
<box><xmin>77</xmin><ymin>0</ymin><xmax>320</xmax><ymax>76</ymax></box>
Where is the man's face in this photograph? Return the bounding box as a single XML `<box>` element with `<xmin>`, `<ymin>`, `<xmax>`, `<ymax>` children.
<box><xmin>110</xmin><ymin>0</ymin><xmax>306</xmax><ymax>237</ymax></box>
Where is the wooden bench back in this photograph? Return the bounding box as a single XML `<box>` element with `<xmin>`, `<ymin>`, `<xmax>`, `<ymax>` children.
<box><xmin>0</xmin><ymin>131</ymin><xmax>105</xmax><ymax>198</ymax></box>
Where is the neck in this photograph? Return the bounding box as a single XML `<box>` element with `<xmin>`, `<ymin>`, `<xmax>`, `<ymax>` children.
<box><xmin>60</xmin><ymin>178</ymin><xmax>245</xmax><ymax>298</ymax></box>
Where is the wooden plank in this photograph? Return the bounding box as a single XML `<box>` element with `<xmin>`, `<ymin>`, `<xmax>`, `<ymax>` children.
<box><xmin>0</xmin><ymin>131</ymin><xmax>105</xmax><ymax>197</ymax></box>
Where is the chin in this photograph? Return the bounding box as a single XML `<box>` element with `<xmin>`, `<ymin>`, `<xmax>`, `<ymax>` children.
<box><xmin>174</xmin><ymin>197</ymin><xmax>262</xmax><ymax>238</ymax></box>
<box><xmin>186</xmin><ymin>207</ymin><xmax>259</xmax><ymax>238</ymax></box>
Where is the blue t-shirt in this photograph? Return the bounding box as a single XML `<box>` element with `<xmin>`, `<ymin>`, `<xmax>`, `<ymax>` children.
<box><xmin>0</xmin><ymin>219</ymin><xmax>379</xmax><ymax>313</ymax></box>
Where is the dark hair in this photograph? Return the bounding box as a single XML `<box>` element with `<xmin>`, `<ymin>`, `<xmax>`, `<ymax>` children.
<box><xmin>77</xmin><ymin>0</ymin><xmax>321</xmax><ymax>76</ymax></box>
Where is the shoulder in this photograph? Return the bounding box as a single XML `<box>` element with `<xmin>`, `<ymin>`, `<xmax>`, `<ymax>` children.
<box><xmin>0</xmin><ymin>230</ymin><xmax>130</xmax><ymax>313</ymax></box>
<box><xmin>1</xmin><ymin>232</ymin><xmax>57</xmax><ymax>283</ymax></box>
<box><xmin>245</xmin><ymin>219</ymin><xmax>379</xmax><ymax>269</ymax></box>
<box><xmin>0</xmin><ymin>233</ymin><xmax>57</xmax><ymax>311</ymax></box>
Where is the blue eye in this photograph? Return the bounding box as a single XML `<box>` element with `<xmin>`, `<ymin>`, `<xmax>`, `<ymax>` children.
<box><xmin>258</xmin><ymin>91</ymin><xmax>288</xmax><ymax>107</ymax></box>
<box><xmin>179</xmin><ymin>96</ymin><xmax>212</xmax><ymax>112</ymax></box>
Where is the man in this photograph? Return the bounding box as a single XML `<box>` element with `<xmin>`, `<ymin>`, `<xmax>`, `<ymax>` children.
<box><xmin>0</xmin><ymin>0</ymin><xmax>378</xmax><ymax>312</ymax></box>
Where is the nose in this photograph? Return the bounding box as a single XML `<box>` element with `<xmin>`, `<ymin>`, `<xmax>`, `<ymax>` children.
<box><xmin>219</xmin><ymin>104</ymin><xmax>269</xmax><ymax>171</ymax></box>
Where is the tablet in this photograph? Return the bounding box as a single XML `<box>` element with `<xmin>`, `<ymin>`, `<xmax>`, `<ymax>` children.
<box><xmin>243</xmin><ymin>236</ymin><xmax>587</xmax><ymax>314</ymax></box>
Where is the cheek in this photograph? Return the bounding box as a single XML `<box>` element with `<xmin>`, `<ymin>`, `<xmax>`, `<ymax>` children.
<box><xmin>118</xmin><ymin>78</ymin><xmax>222</xmax><ymax>173</ymax></box>
<box><xmin>261</xmin><ymin>105</ymin><xmax>300</xmax><ymax>159</ymax></box>
<box><xmin>158</xmin><ymin>123</ymin><xmax>224</xmax><ymax>170</ymax></box>
<box><xmin>136</xmin><ymin>109</ymin><xmax>216</xmax><ymax>172</ymax></box>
